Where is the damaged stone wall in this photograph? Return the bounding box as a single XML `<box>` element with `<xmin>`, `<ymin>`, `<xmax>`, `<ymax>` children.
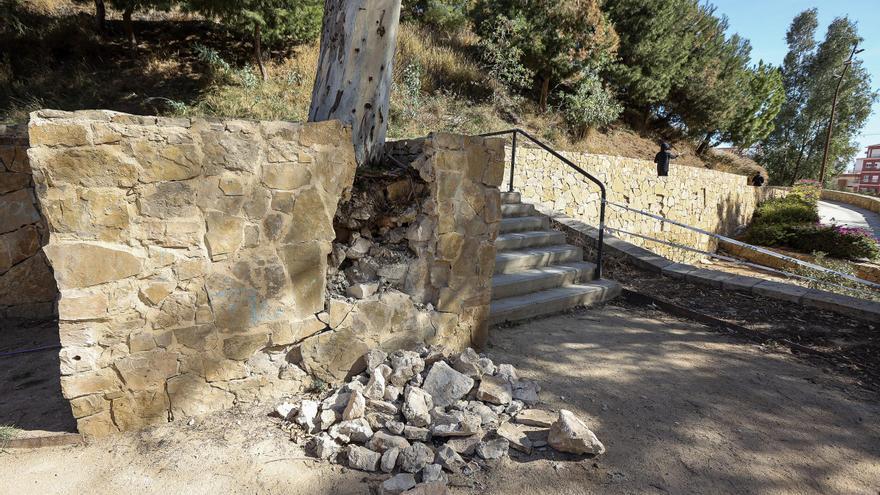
<box><xmin>0</xmin><ymin>124</ymin><xmax>58</xmax><ymax>320</ymax></box>
<box><xmin>27</xmin><ymin>110</ymin><xmax>357</xmax><ymax>436</ymax></box>
<box><xmin>297</xmin><ymin>134</ymin><xmax>504</xmax><ymax>384</ymax></box>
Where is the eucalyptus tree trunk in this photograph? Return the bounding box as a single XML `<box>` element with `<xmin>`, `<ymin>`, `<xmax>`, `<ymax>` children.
<box><xmin>308</xmin><ymin>0</ymin><xmax>402</xmax><ymax>166</ymax></box>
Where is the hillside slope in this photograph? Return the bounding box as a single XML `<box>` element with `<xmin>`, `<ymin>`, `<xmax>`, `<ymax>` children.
<box><xmin>1</xmin><ymin>2</ymin><xmax>765</xmax><ymax>178</ymax></box>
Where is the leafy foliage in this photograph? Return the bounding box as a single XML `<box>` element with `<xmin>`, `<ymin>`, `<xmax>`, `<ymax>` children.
<box><xmin>404</xmin><ymin>0</ymin><xmax>470</xmax><ymax>34</ymax></box>
<box><xmin>560</xmin><ymin>73</ymin><xmax>623</xmax><ymax>137</ymax></box>
<box><xmin>725</xmin><ymin>62</ymin><xmax>785</xmax><ymax>151</ymax></box>
<box><xmin>471</xmin><ymin>0</ymin><xmax>618</xmax><ymax>109</ymax></box>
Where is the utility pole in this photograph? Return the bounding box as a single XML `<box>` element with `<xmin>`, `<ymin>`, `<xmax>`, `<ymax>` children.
<box><xmin>819</xmin><ymin>42</ymin><xmax>864</xmax><ymax>186</ymax></box>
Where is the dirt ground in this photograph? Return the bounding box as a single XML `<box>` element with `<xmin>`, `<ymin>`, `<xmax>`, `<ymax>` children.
<box><xmin>3</xmin><ymin>305</ymin><xmax>878</xmax><ymax>495</ymax></box>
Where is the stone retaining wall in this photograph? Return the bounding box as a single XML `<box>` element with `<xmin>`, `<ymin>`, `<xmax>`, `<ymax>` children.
<box><xmin>27</xmin><ymin>110</ymin><xmax>359</xmax><ymax>436</ymax></box>
<box><xmin>0</xmin><ymin>124</ymin><xmax>58</xmax><ymax>320</ymax></box>
<box><xmin>509</xmin><ymin>147</ymin><xmax>779</xmax><ymax>262</ymax></box>
<box><xmin>820</xmin><ymin>189</ymin><xmax>880</xmax><ymax>215</ymax></box>
<box><xmin>16</xmin><ymin>113</ymin><xmax>502</xmax><ymax>438</ymax></box>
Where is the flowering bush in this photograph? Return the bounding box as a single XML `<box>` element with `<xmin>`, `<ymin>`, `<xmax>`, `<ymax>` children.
<box><xmin>787</xmin><ymin>224</ymin><xmax>880</xmax><ymax>261</ymax></box>
<box><xmin>790</xmin><ymin>179</ymin><xmax>821</xmax><ymax>206</ymax></box>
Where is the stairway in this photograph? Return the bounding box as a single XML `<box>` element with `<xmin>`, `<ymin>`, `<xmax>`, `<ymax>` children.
<box><xmin>489</xmin><ymin>192</ymin><xmax>622</xmax><ymax>325</ymax></box>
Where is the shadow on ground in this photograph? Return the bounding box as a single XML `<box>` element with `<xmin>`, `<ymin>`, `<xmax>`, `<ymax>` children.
<box><xmin>483</xmin><ymin>304</ymin><xmax>880</xmax><ymax>495</ymax></box>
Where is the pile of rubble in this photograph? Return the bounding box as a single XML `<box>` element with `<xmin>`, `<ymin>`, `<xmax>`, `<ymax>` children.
<box><xmin>274</xmin><ymin>347</ymin><xmax>605</xmax><ymax>494</ymax></box>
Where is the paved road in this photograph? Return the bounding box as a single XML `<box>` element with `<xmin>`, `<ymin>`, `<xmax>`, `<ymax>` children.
<box><xmin>818</xmin><ymin>200</ymin><xmax>880</xmax><ymax>237</ymax></box>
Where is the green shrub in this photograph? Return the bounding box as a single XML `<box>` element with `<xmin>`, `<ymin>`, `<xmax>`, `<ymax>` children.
<box><xmin>743</xmin><ymin>222</ymin><xmax>793</xmax><ymax>246</ymax></box>
<box><xmin>752</xmin><ymin>196</ymin><xmax>819</xmax><ymax>226</ymax></box>
<box><xmin>790</xmin><ymin>179</ymin><xmax>821</xmax><ymax>206</ymax></box>
<box><xmin>560</xmin><ymin>72</ymin><xmax>622</xmax><ymax>137</ymax></box>
<box><xmin>405</xmin><ymin>0</ymin><xmax>470</xmax><ymax>34</ymax></box>
<box><xmin>787</xmin><ymin>225</ymin><xmax>880</xmax><ymax>261</ymax></box>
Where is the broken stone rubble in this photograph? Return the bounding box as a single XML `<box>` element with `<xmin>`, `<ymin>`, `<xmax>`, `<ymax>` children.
<box><xmin>279</xmin><ymin>347</ymin><xmax>605</xmax><ymax>492</ymax></box>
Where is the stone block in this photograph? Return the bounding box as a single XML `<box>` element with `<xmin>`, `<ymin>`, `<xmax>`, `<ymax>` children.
<box><xmin>112</xmin><ymin>350</ymin><xmax>179</xmax><ymax>390</ymax></box>
<box><xmin>111</xmin><ymin>390</ymin><xmax>170</xmax><ymax>430</ymax></box>
<box><xmin>61</xmin><ymin>367</ymin><xmax>121</xmax><ymax>399</ymax></box>
<box><xmin>263</xmin><ymin>163</ymin><xmax>312</xmax><ymax>190</ymax></box>
<box><xmin>44</xmin><ymin>243</ymin><xmax>141</xmax><ymax>289</ymax></box>
<box><xmin>0</xmin><ymin>225</ymin><xmax>42</xmax><ymax>275</ymax></box>
<box><xmin>167</xmin><ymin>373</ymin><xmax>235</xmax><ymax>418</ymax></box>
<box><xmin>204</xmin><ymin>211</ymin><xmax>244</xmax><ymax>260</ymax></box>
<box><xmin>222</xmin><ymin>332</ymin><xmax>269</xmax><ymax>360</ymax></box>
<box><xmin>58</xmin><ymin>290</ymin><xmax>109</xmax><ymax>321</ymax></box>
<box><xmin>0</xmin><ymin>189</ymin><xmax>41</xmax><ymax>234</ymax></box>
<box><xmin>751</xmin><ymin>281</ymin><xmax>810</xmax><ymax>303</ymax></box>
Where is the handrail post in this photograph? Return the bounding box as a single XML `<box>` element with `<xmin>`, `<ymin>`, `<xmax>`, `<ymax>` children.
<box><xmin>509</xmin><ymin>131</ymin><xmax>517</xmax><ymax>193</ymax></box>
<box><xmin>596</xmin><ymin>191</ymin><xmax>606</xmax><ymax>280</ymax></box>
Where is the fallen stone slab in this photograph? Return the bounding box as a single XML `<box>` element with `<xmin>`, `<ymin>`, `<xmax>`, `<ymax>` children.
<box><xmin>399</xmin><ymin>442</ymin><xmax>435</xmax><ymax>473</ymax></box>
<box><xmin>381</xmin><ymin>447</ymin><xmax>400</xmax><ymax>473</ymax></box>
<box><xmin>402</xmin><ymin>386</ymin><xmax>433</xmax><ymax>427</ymax></box>
<box><xmin>548</xmin><ymin>409</ymin><xmax>605</xmax><ymax>455</ymax></box>
<box><xmin>367</xmin><ymin>431</ymin><xmax>411</xmax><ymax>452</ymax></box>
<box><xmin>496</xmin><ymin>422</ymin><xmax>532</xmax><ymax>454</ymax></box>
<box><xmin>515</xmin><ymin>409</ymin><xmax>556</xmax><ymax>427</ymax></box>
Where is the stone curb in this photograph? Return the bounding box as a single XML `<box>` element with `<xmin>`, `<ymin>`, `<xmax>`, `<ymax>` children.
<box><xmin>542</xmin><ymin>209</ymin><xmax>880</xmax><ymax>323</ymax></box>
<box><xmin>4</xmin><ymin>432</ymin><xmax>83</xmax><ymax>449</ymax></box>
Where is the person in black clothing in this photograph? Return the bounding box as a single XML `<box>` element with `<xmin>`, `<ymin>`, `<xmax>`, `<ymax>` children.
<box><xmin>654</xmin><ymin>142</ymin><xmax>678</xmax><ymax>177</ymax></box>
<box><xmin>751</xmin><ymin>174</ymin><xmax>765</xmax><ymax>187</ymax></box>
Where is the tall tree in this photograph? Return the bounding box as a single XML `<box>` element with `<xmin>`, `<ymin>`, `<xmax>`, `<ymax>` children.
<box><xmin>187</xmin><ymin>0</ymin><xmax>322</xmax><ymax>80</ymax></box>
<box><xmin>602</xmin><ymin>0</ymin><xmax>697</xmax><ymax>125</ymax></box>
<box><xmin>760</xmin><ymin>11</ymin><xmax>877</xmax><ymax>185</ymax></box>
<box><xmin>308</xmin><ymin>0</ymin><xmax>402</xmax><ymax>166</ymax></box>
<box><xmin>725</xmin><ymin>61</ymin><xmax>785</xmax><ymax>152</ymax></box>
<box><xmin>471</xmin><ymin>0</ymin><xmax>618</xmax><ymax>112</ymax></box>
<box><xmin>664</xmin><ymin>5</ymin><xmax>754</xmax><ymax>153</ymax></box>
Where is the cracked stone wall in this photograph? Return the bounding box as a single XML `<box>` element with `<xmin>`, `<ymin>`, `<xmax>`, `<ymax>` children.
<box><xmin>26</xmin><ymin>110</ymin><xmax>357</xmax><ymax>436</ymax></box>
<box><xmin>0</xmin><ymin>124</ymin><xmax>58</xmax><ymax>320</ymax></box>
<box><xmin>295</xmin><ymin>134</ymin><xmax>504</xmax><ymax>384</ymax></box>
<box><xmin>511</xmin><ymin>147</ymin><xmax>780</xmax><ymax>263</ymax></box>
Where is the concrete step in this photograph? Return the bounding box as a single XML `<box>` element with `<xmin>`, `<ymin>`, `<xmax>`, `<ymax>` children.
<box><xmin>501</xmin><ymin>192</ymin><xmax>521</xmax><ymax>204</ymax></box>
<box><xmin>501</xmin><ymin>203</ymin><xmax>537</xmax><ymax>218</ymax></box>
<box><xmin>495</xmin><ymin>230</ymin><xmax>566</xmax><ymax>251</ymax></box>
<box><xmin>494</xmin><ymin>245</ymin><xmax>583</xmax><ymax>274</ymax></box>
<box><xmin>491</xmin><ymin>262</ymin><xmax>597</xmax><ymax>300</ymax></box>
<box><xmin>500</xmin><ymin>216</ymin><xmax>550</xmax><ymax>234</ymax></box>
<box><xmin>489</xmin><ymin>280</ymin><xmax>622</xmax><ymax>325</ymax></box>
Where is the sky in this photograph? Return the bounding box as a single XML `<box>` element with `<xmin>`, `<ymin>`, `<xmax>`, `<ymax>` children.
<box><xmin>710</xmin><ymin>0</ymin><xmax>880</xmax><ymax>167</ymax></box>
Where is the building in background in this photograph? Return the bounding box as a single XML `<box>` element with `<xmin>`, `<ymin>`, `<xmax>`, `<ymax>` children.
<box><xmin>853</xmin><ymin>144</ymin><xmax>880</xmax><ymax>194</ymax></box>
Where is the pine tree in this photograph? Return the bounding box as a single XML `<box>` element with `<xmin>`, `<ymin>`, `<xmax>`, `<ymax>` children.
<box><xmin>602</xmin><ymin>0</ymin><xmax>697</xmax><ymax>124</ymax></box>
<box><xmin>187</xmin><ymin>0</ymin><xmax>323</xmax><ymax>80</ymax></box>
<box><xmin>725</xmin><ymin>62</ymin><xmax>785</xmax><ymax>152</ymax></box>
<box><xmin>471</xmin><ymin>0</ymin><xmax>618</xmax><ymax>112</ymax></box>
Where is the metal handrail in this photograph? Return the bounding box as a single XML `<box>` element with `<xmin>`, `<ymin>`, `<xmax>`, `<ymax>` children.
<box><xmin>479</xmin><ymin>129</ymin><xmax>607</xmax><ymax>279</ymax></box>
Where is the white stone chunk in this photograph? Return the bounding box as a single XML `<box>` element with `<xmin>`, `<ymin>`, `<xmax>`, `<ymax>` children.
<box><xmin>421</xmin><ymin>361</ymin><xmax>474</xmax><ymax>408</ymax></box>
<box><xmin>548</xmin><ymin>410</ymin><xmax>605</xmax><ymax>455</ymax></box>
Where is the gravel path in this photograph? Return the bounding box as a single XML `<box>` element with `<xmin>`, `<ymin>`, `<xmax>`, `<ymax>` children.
<box><xmin>818</xmin><ymin>200</ymin><xmax>880</xmax><ymax>237</ymax></box>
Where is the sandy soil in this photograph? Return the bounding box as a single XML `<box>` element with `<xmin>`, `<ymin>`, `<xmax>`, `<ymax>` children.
<box><xmin>3</xmin><ymin>306</ymin><xmax>879</xmax><ymax>495</ymax></box>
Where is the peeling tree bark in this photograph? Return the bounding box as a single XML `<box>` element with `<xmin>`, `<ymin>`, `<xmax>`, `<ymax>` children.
<box><xmin>308</xmin><ymin>0</ymin><xmax>402</xmax><ymax>166</ymax></box>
